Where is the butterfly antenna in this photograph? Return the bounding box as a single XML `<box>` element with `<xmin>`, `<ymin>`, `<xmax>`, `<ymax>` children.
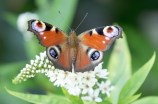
<box><xmin>74</xmin><ymin>13</ymin><xmax>88</xmax><ymax>31</ymax></box>
<box><xmin>58</xmin><ymin>11</ymin><xmax>72</xmax><ymax>31</ymax></box>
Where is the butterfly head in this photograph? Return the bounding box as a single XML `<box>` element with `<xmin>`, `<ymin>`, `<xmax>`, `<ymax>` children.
<box><xmin>69</xmin><ymin>29</ymin><xmax>76</xmax><ymax>35</ymax></box>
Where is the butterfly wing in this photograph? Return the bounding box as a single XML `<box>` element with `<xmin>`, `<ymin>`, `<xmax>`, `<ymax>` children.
<box><xmin>28</xmin><ymin>19</ymin><xmax>68</xmax><ymax>47</ymax></box>
<box><xmin>28</xmin><ymin>20</ymin><xmax>72</xmax><ymax>71</ymax></box>
<box><xmin>78</xmin><ymin>26</ymin><xmax>122</xmax><ymax>51</ymax></box>
<box><xmin>75</xmin><ymin>26</ymin><xmax>122</xmax><ymax>72</ymax></box>
<box><xmin>75</xmin><ymin>45</ymin><xmax>104</xmax><ymax>72</ymax></box>
<box><xmin>46</xmin><ymin>45</ymin><xmax>72</xmax><ymax>71</ymax></box>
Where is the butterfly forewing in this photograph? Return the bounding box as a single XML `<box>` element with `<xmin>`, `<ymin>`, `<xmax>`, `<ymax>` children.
<box><xmin>28</xmin><ymin>20</ymin><xmax>68</xmax><ymax>47</ymax></box>
<box><xmin>78</xmin><ymin>26</ymin><xmax>122</xmax><ymax>51</ymax></box>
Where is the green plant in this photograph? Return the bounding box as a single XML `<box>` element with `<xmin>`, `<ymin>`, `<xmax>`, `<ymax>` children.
<box><xmin>4</xmin><ymin>0</ymin><xmax>157</xmax><ymax>103</ymax></box>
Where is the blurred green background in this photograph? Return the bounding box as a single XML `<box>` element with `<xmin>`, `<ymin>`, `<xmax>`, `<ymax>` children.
<box><xmin>0</xmin><ymin>0</ymin><xmax>158</xmax><ymax>104</ymax></box>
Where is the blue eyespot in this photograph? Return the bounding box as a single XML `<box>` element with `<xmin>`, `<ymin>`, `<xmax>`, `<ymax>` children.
<box><xmin>50</xmin><ymin>48</ymin><xmax>58</xmax><ymax>59</ymax></box>
<box><xmin>91</xmin><ymin>51</ymin><xmax>100</xmax><ymax>61</ymax></box>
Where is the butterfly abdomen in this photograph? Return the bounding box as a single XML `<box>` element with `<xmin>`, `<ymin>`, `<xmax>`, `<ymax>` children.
<box><xmin>70</xmin><ymin>48</ymin><xmax>77</xmax><ymax>62</ymax></box>
<box><xmin>68</xmin><ymin>31</ymin><xmax>79</xmax><ymax>62</ymax></box>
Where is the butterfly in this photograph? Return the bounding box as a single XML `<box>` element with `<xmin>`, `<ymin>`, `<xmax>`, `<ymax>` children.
<box><xmin>28</xmin><ymin>20</ymin><xmax>123</xmax><ymax>72</ymax></box>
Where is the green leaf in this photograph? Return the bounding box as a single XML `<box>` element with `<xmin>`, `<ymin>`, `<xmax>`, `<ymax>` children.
<box><xmin>6</xmin><ymin>87</ymin><xmax>71</xmax><ymax>104</ymax></box>
<box><xmin>131</xmin><ymin>96</ymin><xmax>158</xmax><ymax>104</ymax></box>
<box><xmin>118</xmin><ymin>52</ymin><xmax>156</xmax><ymax>102</ymax></box>
<box><xmin>62</xmin><ymin>87</ymin><xmax>83</xmax><ymax>104</ymax></box>
<box><xmin>36</xmin><ymin>0</ymin><xmax>78</xmax><ymax>32</ymax></box>
<box><xmin>83</xmin><ymin>101</ymin><xmax>98</xmax><ymax>104</ymax></box>
<box><xmin>119</xmin><ymin>93</ymin><xmax>141</xmax><ymax>104</ymax></box>
<box><xmin>97</xmin><ymin>100</ymin><xmax>112</xmax><ymax>104</ymax></box>
<box><xmin>107</xmin><ymin>32</ymin><xmax>132</xmax><ymax>104</ymax></box>
<box><xmin>35</xmin><ymin>0</ymin><xmax>48</xmax><ymax>9</ymax></box>
<box><xmin>90</xmin><ymin>101</ymin><xmax>97</xmax><ymax>104</ymax></box>
<box><xmin>2</xmin><ymin>12</ymin><xmax>17</xmax><ymax>28</ymax></box>
<box><xmin>108</xmin><ymin>32</ymin><xmax>132</xmax><ymax>84</ymax></box>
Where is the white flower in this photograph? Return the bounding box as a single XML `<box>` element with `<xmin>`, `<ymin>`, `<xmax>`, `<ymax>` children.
<box><xmin>97</xmin><ymin>80</ymin><xmax>114</xmax><ymax>97</ymax></box>
<box><xmin>81</xmin><ymin>83</ymin><xmax>93</xmax><ymax>94</ymax></box>
<box><xmin>67</xmin><ymin>85</ymin><xmax>81</xmax><ymax>96</ymax></box>
<box><xmin>81</xmin><ymin>89</ymin><xmax>102</xmax><ymax>102</ymax></box>
<box><xmin>53</xmin><ymin>70</ymin><xmax>65</xmax><ymax>86</ymax></box>
<box><xmin>40</xmin><ymin>51</ymin><xmax>46</xmax><ymax>60</ymax></box>
<box><xmin>17</xmin><ymin>12</ymin><xmax>38</xmax><ymax>41</ymax></box>
<box><xmin>70</xmin><ymin>72</ymin><xmax>83</xmax><ymax>86</ymax></box>
<box><xmin>94</xmin><ymin>62</ymin><xmax>109</xmax><ymax>79</ymax></box>
<box><xmin>82</xmin><ymin>72</ymin><xmax>97</xmax><ymax>87</ymax></box>
<box><xmin>62</xmin><ymin>72</ymin><xmax>76</xmax><ymax>86</ymax></box>
<box><xmin>48</xmin><ymin>69</ymin><xmax>59</xmax><ymax>82</ymax></box>
<box><xmin>30</xmin><ymin>60</ymin><xmax>34</xmax><ymax>65</ymax></box>
<box><xmin>12</xmin><ymin>51</ymin><xmax>52</xmax><ymax>84</ymax></box>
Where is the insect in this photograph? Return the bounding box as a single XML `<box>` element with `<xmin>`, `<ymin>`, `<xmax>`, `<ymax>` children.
<box><xmin>28</xmin><ymin>19</ymin><xmax>122</xmax><ymax>72</ymax></box>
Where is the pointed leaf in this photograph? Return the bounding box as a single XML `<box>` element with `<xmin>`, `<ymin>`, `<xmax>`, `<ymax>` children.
<box><xmin>62</xmin><ymin>87</ymin><xmax>83</xmax><ymax>104</ymax></box>
<box><xmin>119</xmin><ymin>52</ymin><xmax>156</xmax><ymax>102</ymax></box>
<box><xmin>108</xmin><ymin>31</ymin><xmax>131</xmax><ymax>84</ymax></box>
<box><xmin>36</xmin><ymin>0</ymin><xmax>78</xmax><ymax>32</ymax></box>
<box><xmin>6</xmin><ymin>87</ymin><xmax>71</xmax><ymax>104</ymax></box>
<box><xmin>97</xmin><ymin>100</ymin><xmax>112</xmax><ymax>104</ymax></box>
<box><xmin>131</xmin><ymin>96</ymin><xmax>158</xmax><ymax>104</ymax></box>
<box><xmin>119</xmin><ymin>93</ymin><xmax>141</xmax><ymax>104</ymax></box>
<box><xmin>108</xmin><ymin>32</ymin><xmax>131</xmax><ymax>104</ymax></box>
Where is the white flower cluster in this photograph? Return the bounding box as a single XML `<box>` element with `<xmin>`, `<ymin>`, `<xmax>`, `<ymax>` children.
<box><xmin>12</xmin><ymin>51</ymin><xmax>50</xmax><ymax>84</ymax></box>
<box><xmin>17</xmin><ymin>12</ymin><xmax>39</xmax><ymax>41</ymax></box>
<box><xmin>13</xmin><ymin>51</ymin><xmax>114</xmax><ymax>102</ymax></box>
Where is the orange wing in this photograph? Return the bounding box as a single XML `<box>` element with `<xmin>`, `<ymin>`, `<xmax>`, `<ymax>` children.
<box><xmin>78</xmin><ymin>26</ymin><xmax>123</xmax><ymax>51</ymax></box>
<box><xmin>74</xmin><ymin>45</ymin><xmax>104</xmax><ymax>72</ymax></box>
<box><xmin>28</xmin><ymin>20</ymin><xmax>68</xmax><ymax>47</ymax></box>
<box><xmin>46</xmin><ymin>45</ymin><xmax>72</xmax><ymax>72</ymax></box>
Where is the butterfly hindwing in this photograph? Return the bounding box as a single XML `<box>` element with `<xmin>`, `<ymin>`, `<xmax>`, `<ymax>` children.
<box><xmin>28</xmin><ymin>20</ymin><xmax>68</xmax><ymax>47</ymax></box>
<box><xmin>75</xmin><ymin>45</ymin><xmax>104</xmax><ymax>72</ymax></box>
<box><xmin>46</xmin><ymin>45</ymin><xmax>72</xmax><ymax>72</ymax></box>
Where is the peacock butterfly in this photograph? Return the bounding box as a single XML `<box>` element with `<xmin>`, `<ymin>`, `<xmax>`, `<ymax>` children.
<box><xmin>28</xmin><ymin>20</ymin><xmax>123</xmax><ymax>72</ymax></box>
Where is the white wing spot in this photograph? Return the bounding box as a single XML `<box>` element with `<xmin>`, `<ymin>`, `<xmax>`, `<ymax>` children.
<box><xmin>43</xmin><ymin>36</ymin><xmax>46</xmax><ymax>39</ymax></box>
<box><xmin>102</xmin><ymin>41</ymin><xmax>106</xmax><ymax>43</ymax></box>
<box><xmin>92</xmin><ymin>29</ymin><xmax>98</xmax><ymax>34</ymax></box>
<box><xmin>39</xmin><ymin>32</ymin><xmax>44</xmax><ymax>35</ymax></box>
<box><xmin>105</xmin><ymin>37</ymin><xmax>110</xmax><ymax>40</ymax></box>
<box><xmin>51</xmin><ymin>26</ymin><xmax>56</xmax><ymax>31</ymax></box>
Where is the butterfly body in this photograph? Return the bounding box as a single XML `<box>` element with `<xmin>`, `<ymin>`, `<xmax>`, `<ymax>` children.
<box><xmin>28</xmin><ymin>20</ymin><xmax>123</xmax><ymax>72</ymax></box>
<box><xmin>61</xmin><ymin>31</ymin><xmax>78</xmax><ymax>64</ymax></box>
